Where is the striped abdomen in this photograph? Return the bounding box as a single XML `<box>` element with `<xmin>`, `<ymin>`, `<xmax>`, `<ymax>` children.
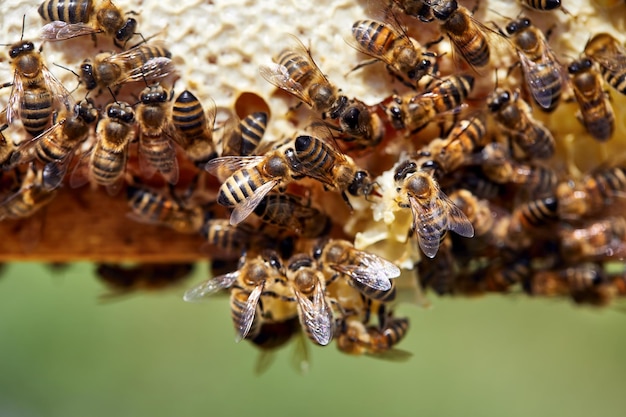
<box><xmin>172</xmin><ymin>90</ymin><xmax>211</xmax><ymax>144</ymax></box>
<box><xmin>218</xmin><ymin>166</ymin><xmax>266</xmax><ymax>207</ymax></box>
<box><xmin>20</xmin><ymin>88</ymin><xmax>53</xmax><ymax>137</ymax></box>
<box><xmin>38</xmin><ymin>0</ymin><xmax>92</xmax><ymax>23</ymax></box>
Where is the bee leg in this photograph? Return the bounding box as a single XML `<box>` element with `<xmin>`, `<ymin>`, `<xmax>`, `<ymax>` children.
<box><xmin>340</xmin><ymin>191</ymin><xmax>354</xmax><ymax>211</ymax></box>
<box><xmin>0</xmin><ymin>81</ymin><xmax>14</xmax><ymax>90</ymax></box>
<box><xmin>424</xmin><ymin>36</ymin><xmax>444</xmax><ymax>49</ymax></box>
<box><xmin>346</xmin><ymin>59</ymin><xmax>379</xmax><ymax>77</ymax></box>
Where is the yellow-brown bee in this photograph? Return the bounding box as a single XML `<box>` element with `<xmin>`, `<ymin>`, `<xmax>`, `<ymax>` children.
<box><xmin>38</xmin><ymin>0</ymin><xmax>139</xmax><ymax>47</ymax></box>
<box><xmin>0</xmin><ymin>163</ymin><xmax>57</xmax><ymax>221</ymax></box>
<box><xmin>135</xmin><ymin>83</ymin><xmax>178</xmax><ymax>184</ymax></box>
<box><xmin>171</xmin><ymin>90</ymin><xmax>217</xmax><ymax>167</ymax></box>
<box><xmin>220</xmin><ymin>112</ymin><xmax>268</xmax><ymax>157</ymax></box>
<box><xmin>79</xmin><ymin>41</ymin><xmax>173</xmax><ymax>91</ymax></box>
<box><xmin>336</xmin><ymin>99</ymin><xmax>384</xmax><ymax>148</ymax></box>
<box><xmin>336</xmin><ymin>315</ymin><xmax>410</xmax><ymax>359</ymax></box>
<box><xmin>501</xmin><ymin>17</ymin><xmax>564</xmax><ymax>112</ymax></box>
<box><xmin>448</xmin><ymin>188</ymin><xmax>494</xmax><ymax>237</ymax></box>
<box><xmin>394</xmin><ymin>160</ymin><xmax>474</xmax><ymax>258</ymax></box>
<box><xmin>568</xmin><ymin>57</ymin><xmax>615</xmax><ymax>142</ymax></box>
<box><xmin>96</xmin><ymin>263</ymin><xmax>195</xmax><ymax>298</ymax></box>
<box><xmin>584</xmin><ymin>33</ymin><xmax>626</xmax><ymax>96</ymax></box>
<box><xmin>201</xmin><ymin>219</ymin><xmax>258</xmax><ymax>260</ymax></box>
<box><xmin>253</xmin><ymin>193</ymin><xmax>331</xmax><ymax>238</ymax></box>
<box><xmin>518</xmin><ymin>0</ymin><xmax>562</xmax><ymax>11</ymax></box>
<box><xmin>559</xmin><ymin>217</ymin><xmax>626</xmax><ymax>261</ymax></box>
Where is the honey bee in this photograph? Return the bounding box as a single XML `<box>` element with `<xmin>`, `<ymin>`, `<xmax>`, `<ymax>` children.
<box><xmin>206</xmin><ymin>142</ymin><xmax>295</xmax><ymax>226</ymax></box>
<box><xmin>285</xmin><ymin>254</ymin><xmax>334</xmax><ymax>346</ymax></box>
<box><xmin>314</xmin><ymin>239</ymin><xmax>401</xmax><ymax>300</ymax></box>
<box><xmin>518</xmin><ymin>0</ymin><xmax>562</xmax><ymax>10</ymax></box>
<box><xmin>201</xmin><ymin>219</ymin><xmax>259</xmax><ymax>260</ymax></box>
<box><xmin>335</xmin><ymin>315</ymin><xmax>411</xmax><ymax>359</ymax></box>
<box><xmin>506</xmin><ymin>196</ymin><xmax>559</xmax><ymax>245</ymax></box>
<box><xmin>135</xmin><ymin>83</ymin><xmax>178</xmax><ymax>184</ymax></box>
<box><xmin>126</xmin><ymin>184</ymin><xmax>207</xmax><ymax>234</ymax></box>
<box><xmin>39</xmin><ymin>0</ymin><xmax>139</xmax><ymax>47</ymax></box>
<box><xmin>171</xmin><ymin>90</ymin><xmax>217</xmax><ymax>167</ymax></box>
<box><xmin>556</xmin><ymin>166</ymin><xmax>626</xmax><ymax>220</ymax></box>
<box><xmin>249</xmin><ymin>317</ymin><xmax>310</xmax><ymax>375</ymax></box>
<box><xmin>394</xmin><ymin>160</ymin><xmax>474</xmax><ymax>258</ymax></box>
<box><xmin>559</xmin><ymin>217</ymin><xmax>626</xmax><ymax>261</ymax></box>
<box><xmin>96</xmin><ymin>263</ymin><xmax>195</xmax><ymax>298</ymax></box>
<box><xmin>349</xmin><ymin>16</ymin><xmax>437</xmax><ymax>85</ymax></box>
<box><xmin>253</xmin><ymin>193</ymin><xmax>331</xmax><ymax>238</ymax></box>
<box><xmin>10</xmin><ymin>99</ymin><xmax>98</xmax><ymax>190</ymax></box>
<box><xmin>0</xmin><ymin>163</ymin><xmax>57</xmax><ymax>221</ymax></box>
<box><xmin>220</xmin><ymin>112</ymin><xmax>268</xmax><ymax>157</ymax></box>
<box><xmin>448</xmin><ymin>188</ymin><xmax>494</xmax><ymax>237</ymax></box>
<box><xmin>2</xmin><ymin>37</ymin><xmax>73</xmax><ymax>137</ymax></box>
<box><xmin>385</xmin><ymin>74</ymin><xmax>474</xmax><ymax>134</ymax></box>
<box><xmin>286</xmin><ymin>134</ymin><xmax>375</xmax><ymax>207</ymax></box>
<box><xmin>79</xmin><ymin>42</ymin><xmax>173</xmax><ymax>91</ymax></box>
<box><xmin>479</xmin><ymin>258</ymin><xmax>532</xmax><ymax>293</ymax></box>
<box><xmin>70</xmin><ymin>101</ymin><xmax>135</xmax><ymax>195</ymax></box>
<box><xmin>487</xmin><ymin>88</ymin><xmax>555</xmax><ymax>159</ymax></box>
<box><xmin>429</xmin><ymin>112</ymin><xmax>488</xmax><ymax>173</ymax></box>
<box><xmin>259</xmin><ymin>37</ymin><xmax>347</xmax><ymax>118</ymax></box>
<box><xmin>584</xmin><ymin>33</ymin><xmax>626</xmax><ymax>96</ymax></box>
<box><xmin>567</xmin><ymin>57</ymin><xmax>615</xmax><ymax>142</ymax></box>
<box><xmin>0</xmin><ymin>129</ymin><xmax>16</xmax><ymax>169</ymax></box>
<box><xmin>336</xmin><ymin>99</ymin><xmax>384</xmax><ymax>148</ymax></box>
<box><xmin>501</xmin><ymin>17</ymin><xmax>564</xmax><ymax>112</ymax></box>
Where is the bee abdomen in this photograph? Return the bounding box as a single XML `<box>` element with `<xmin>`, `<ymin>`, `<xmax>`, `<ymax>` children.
<box><xmin>20</xmin><ymin>89</ymin><xmax>53</xmax><ymax>137</ymax></box>
<box><xmin>218</xmin><ymin>167</ymin><xmax>263</xmax><ymax>207</ymax></box>
<box><xmin>39</xmin><ymin>0</ymin><xmax>92</xmax><ymax>23</ymax></box>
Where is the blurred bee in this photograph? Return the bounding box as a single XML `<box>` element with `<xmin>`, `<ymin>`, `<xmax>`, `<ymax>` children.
<box><xmin>336</xmin><ymin>315</ymin><xmax>411</xmax><ymax>359</ymax></box>
<box><xmin>448</xmin><ymin>188</ymin><xmax>494</xmax><ymax>237</ymax></box>
<box><xmin>335</xmin><ymin>99</ymin><xmax>384</xmax><ymax>148</ymax></box>
<box><xmin>38</xmin><ymin>0</ymin><xmax>139</xmax><ymax>47</ymax></box>
<box><xmin>469</xmin><ymin>258</ymin><xmax>533</xmax><ymax>294</ymax></box>
<box><xmin>394</xmin><ymin>160</ymin><xmax>474</xmax><ymax>258</ymax></box>
<box><xmin>501</xmin><ymin>17</ymin><xmax>564</xmax><ymax>112</ymax></box>
<box><xmin>314</xmin><ymin>239</ymin><xmax>401</xmax><ymax>301</ymax></box>
<box><xmin>518</xmin><ymin>0</ymin><xmax>562</xmax><ymax>10</ymax></box>
<box><xmin>249</xmin><ymin>317</ymin><xmax>310</xmax><ymax>375</ymax></box>
<box><xmin>286</xmin><ymin>134</ymin><xmax>375</xmax><ymax>208</ymax></box>
<box><xmin>184</xmin><ymin>251</ymin><xmax>287</xmax><ymax>342</ymax></box>
<box><xmin>567</xmin><ymin>57</ymin><xmax>615</xmax><ymax>142</ymax></box>
<box><xmin>385</xmin><ymin>74</ymin><xmax>474</xmax><ymax>134</ymax></box>
<box><xmin>0</xmin><ymin>130</ymin><xmax>16</xmax><ymax>169</ymax></box>
<box><xmin>590</xmin><ymin>0</ymin><xmax>624</xmax><ymax>9</ymax></box>
<box><xmin>202</xmin><ymin>219</ymin><xmax>259</xmax><ymax>260</ymax></box>
<box><xmin>220</xmin><ymin>112</ymin><xmax>268</xmax><ymax>157</ymax></box>
<box><xmin>584</xmin><ymin>33</ymin><xmax>626</xmax><ymax>96</ymax></box>
<box><xmin>135</xmin><ymin>83</ymin><xmax>178</xmax><ymax>184</ymax></box>
<box><xmin>2</xmin><ymin>35</ymin><xmax>73</xmax><ymax>137</ymax></box>
<box><xmin>487</xmin><ymin>88</ymin><xmax>555</xmax><ymax>159</ymax></box>
<box><xmin>253</xmin><ymin>193</ymin><xmax>331</xmax><ymax>238</ymax></box>
<box><xmin>0</xmin><ymin>163</ymin><xmax>57</xmax><ymax>221</ymax></box>
<box><xmin>70</xmin><ymin>101</ymin><xmax>135</xmax><ymax>195</ymax></box>
<box><xmin>559</xmin><ymin>217</ymin><xmax>626</xmax><ymax>261</ymax></box>
<box><xmin>79</xmin><ymin>41</ymin><xmax>173</xmax><ymax>91</ymax></box>
<box><xmin>126</xmin><ymin>184</ymin><xmax>208</xmax><ymax>234</ymax></box>
<box><xmin>556</xmin><ymin>166</ymin><xmax>626</xmax><ymax>220</ymax></box>
<box><xmin>10</xmin><ymin>99</ymin><xmax>98</xmax><ymax>190</ymax></box>
<box><xmin>171</xmin><ymin>90</ymin><xmax>217</xmax><ymax>167</ymax></box>
<box><xmin>285</xmin><ymin>254</ymin><xmax>334</xmax><ymax>346</ymax></box>
<box><xmin>481</xmin><ymin>143</ymin><xmax>557</xmax><ymax>196</ymax></box>
<box><xmin>348</xmin><ymin>16</ymin><xmax>437</xmax><ymax>86</ymax></box>
<box><xmin>421</xmin><ymin>0</ymin><xmax>494</xmax><ymax>71</ymax></box>
<box><xmin>96</xmin><ymin>263</ymin><xmax>195</xmax><ymax>298</ymax></box>
<box><xmin>259</xmin><ymin>37</ymin><xmax>347</xmax><ymax>118</ymax></box>
<box><xmin>417</xmin><ymin>239</ymin><xmax>458</xmax><ymax>294</ymax></box>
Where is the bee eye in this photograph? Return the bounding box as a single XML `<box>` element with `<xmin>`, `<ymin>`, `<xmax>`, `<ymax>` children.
<box><xmin>522</xmin><ymin>18</ymin><xmax>531</xmax><ymax>27</ymax></box>
<box><xmin>506</xmin><ymin>22</ymin><xmax>517</xmax><ymax>34</ymax></box>
<box><xmin>9</xmin><ymin>48</ymin><xmax>19</xmax><ymax>59</ymax></box>
<box><xmin>567</xmin><ymin>62</ymin><xmax>579</xmax><ymax>73</ymax></box>
<box><xmin>24</xmin><ymin>42</ymin><xmax>34</xmax><ymax>51</ymax></box>
<box><xmin>342</xmin><ymin>107</ymin><xmax>360</xmax><ymax>130</ymax></box>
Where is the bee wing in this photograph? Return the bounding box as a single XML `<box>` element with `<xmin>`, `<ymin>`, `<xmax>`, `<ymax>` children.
<box><xmin>119</xmin><ymin>57</ymin><xmax>175</xmax><ymax>85</ymax></box>
<box><xmin>295</xmin><ymin>282</ymin><xmax>333</xmax><ymax>346</ymax></box>
<box><xmin>518</xmin><ymin>52</ymin><xmax>563</xmax><ymax>110</ymax></box>
<box><xmin>42</xmin><ymin>156</ymin><xmax>73</xmax><ymax>191</ymax></box>
<box><xmin>68</xmin><ymin>146</ymin><xmax>93</xmax><ymax>189</ymax></box>
<box><xmin>589</xmin><ymin>46</ymin><xmax>626</xmax><ymax>72</ymax></box>
<box><xmin>259</xmin><ymin>63</ymin><xmax>311</xmax><ymax>106</ymax></box>
<box><xmin>6</xmin><ymin>72</ymin><xmax>24</xmax><ymax>124</ymax></box>
<box><xmin>230</xmin><ymin>179</ymin><xmax>279</xmax><ymax>226</ymax></box>
<box><xmin>205</xmin><ymin>156</ymin><xmax>264</xmax><ymax>180</ymax></box>
<box><xmin>235</xmin><ymin>283</ymin><xmax>264</xmax><ymax>343</ymax></box>
<box><xmin>182</xmin><ymin>271</ymin><xmax>239</xmax><ymax>302</ymax></box>
<box><xmin>409</xmin><ymin>196</ymin><xmax>445</xmax><ymax>258</ymax></box>
<box><xmin>9</xmin><ymin>119</ymin><xmax>64</xmax><ymax>166</ymax></box>
<box><xmin>367</xmin><ymin>348</ymin><xmax>414</xmax><ymax>362</ymax></box>
<box><xmin>332</xmin><ymin>250</ymin><xmax>400</xmax><ymax>291</ymax></box>
<box><xmin>440</xmin><ymin>191</ymin><xmax>475</xmax><ymax>238</ymax></box>
<box><xmin>40</xmin><ymin>21</ymin><xmax>100</xmax><ymax>41</ymax></box>
<box><xmin>290</xmin><ymin>331</ymin><xmax>310</xmax><ymax>374</ymax></box>
<box><xmin>42</xmin><ymin>65</ymin><xmax>75</xmax><ymax>112</ymax></box>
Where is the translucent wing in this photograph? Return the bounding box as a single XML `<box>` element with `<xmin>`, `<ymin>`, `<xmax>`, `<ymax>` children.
<box><xmin>518</xmin><ymin>52</ymin><xmax>563</xmax><ymax>110</ymax></box>
<box><xmin>6</xmin><ymin>72</ymin><xmax>24</xmax><ymax>124</ymax></box>
<box><xmin>235</xmin><ymin>284</ymin><xmax>264</xmax><ymax>343</ymax></box>
<box><xmin>42</xmin><ymin>65</ymin><xmax>75</xmax><ymax>112</ymax></box>
<box><xmin>259</xmin><ymin>63</ymin><xmax>311</xmax><ymax>106</ymax></box>
<box><xmin>10</xmin><ymin>119</ymin><xmax>64</xmax><ymax>166</ymax></box>
<box><xmin>332</xmin><ymin>250</ymin><xmax>400</xmax><ymax>291</ymax></box>
<box><xmin>183</xmin><ymin>271</ymin><xmax>239</xmax><ymax>302</ymax></box>
<box><xmin>42</xmin><ymin>156</ymin><xmax>73</xmax><ymax>190</ymax></box>
<box><xmin>441</xmin><ymin>191</ymin><xmax>475</xmax><ymax>238</ymax></box>
<box><xmin>590</xmin><ymin>44</ymin><xmax>626</xmax><ymax>72</ymax></box>
<box><xmin>40</xmin><ymin>21</ymin><xmax>100</xmax><ymax>41</ymax></box>
<box><xmin>68</xmin><ymin>146</ymin><xmax>93</xmax><ymax>189</ymax></box>
<box><xmin>409</xmin><ymin>196</ymin><xmax>445</xmax><ymax>258</ymax></box>
<box><xmin>295</xmin><ymin>282</ymin><xmax>333</xmax><ymax>346</ymax></box>
<box><xmin>230</xmin><ymin>179</ymin><xmax>279</xmax><ymax>226</ymax></box>
<box><xmin>205</xmin><ymin>156</ymin><xmax>264</xmax><ymax>180</ymax></box>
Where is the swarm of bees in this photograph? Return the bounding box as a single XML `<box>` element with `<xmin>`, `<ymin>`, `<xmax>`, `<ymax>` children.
<box><xmin>2</xmin><ymin>0</ymin><xmax>626</xmax><ymax>370</ymax></box>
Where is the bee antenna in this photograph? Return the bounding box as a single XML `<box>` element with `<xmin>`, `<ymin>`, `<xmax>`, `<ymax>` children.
<box><xmin>53</xmin><ymin>63</ymin><xmax>80</xmax><ymax>79</ymax></box>
<box><xmin>107</xmin><ymin>87</ymin><xmax>119</xmax><ymax>104</ymax></box>
<box><xmin>20</xmin><ymin>15</ymin><xmax>26</xmax><ymax>41</ymax></box>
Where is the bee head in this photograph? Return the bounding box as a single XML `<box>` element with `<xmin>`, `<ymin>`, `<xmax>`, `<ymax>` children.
<box><xmin>116</xmin><ymin>18</ymin><xmax>138</xmax><ymax>44</ymax></box>
<box><xmin>8</xmin><ymin>41</ymin><xmax>34</xmax><ymax>59</ymax></box>
<box><xmin>487</xmin><ymin>89</ymin><xmax>511</xmax><ymax>113</ymax></box>
<box><xmin>348</xmin><ymin>170</ymin><xmax>372</xmax><ymax>197</ymax></box>
<box><xmin>80</xmin><ymin>60</ymin><xmax>97</xmax><ymax>90</ymax></box>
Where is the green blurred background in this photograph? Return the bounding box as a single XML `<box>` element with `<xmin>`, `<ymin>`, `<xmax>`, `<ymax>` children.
<box><xmin>1</xmin><ymin>262</ymin><xmax>625</xmax><ymax>417</ymax></box>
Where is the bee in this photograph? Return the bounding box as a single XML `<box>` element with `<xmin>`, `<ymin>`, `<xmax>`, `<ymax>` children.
<box><xmin>448</xmin><ymin>188</ymin><xmax>494</xmax><ymax>237</ymax></box>
<box><xmin>556</xmin><ymin>166</ymin><xmax>626</xmax><ymax>220</ymax></box>
<box><xmin>171</xmin><ymin>90</ymin><xmax>217</xmax><ymax>167</ymax></box>
<box><xmin>184</xmin><ymin>251</ymin><xmax>287</xmax><ymax>342</ymax></box>
<box><xmin>501</xmin><ymin>17</ymin><xmax>564</xmax><ymax>112</ymax></box>
<box><xmin>10</xmin><ymin>99</ymin><xmax>98</xmax><ymax>190</ymax></box>
<box><xmin>79</xmin><ymin>41</ymin><xmax>173</xmax><ymax>91</ymax></box>
<box><xmin>348</xmin><ymin>16</ymin><xmax>437</xmax><ymax>86</ymax></box>
<box><xmin>126</xmin><ymin>184</ymin><xmax>207</xmax><ymax>234</ymax></box>
<box><xmin>202</xmin><ymin>219</ymin><xmax>259</xmax><ymax>260</ymax></box>
<box><xmin>220</xmin><ymin>112</ymin><xmax>268</xmax><ymax>157</ymax></box>
<box><xmin>314</xmin><ymin>239</ymin><xmax>401</xmax><ymax>301</ymax></box>
<box><xmin>487</xmin><ymin>88</ymin><xmax>555</xmax><ymax>159</ymax></box>
<box><xmin>336</xmin><ymin>99</ymin><xmax>384</xmax><ymax>148</ymax></box>
<box><xmin>0</xmin><ymin>129</ymin><xmax>16</xmax><ymax>169</ymax></box>
<box><xmin>0</xmin><ymin>163</ymin><xmax>57</xmax><ymax>221</ymax></box>
<box><xmin>429</xmin><ymin>112</ymin><xmax>488</xmax><ymax>173</ymax></box>
<box><xmin>559</xmin><ymin>217</ymin><xmax>626</xmax><ymax>261</ymax></box>
<box><xmin>422</xmin><ymin>0</ymin><xmax>494</xmax><ymax>71</ymax></box>
<box><xmin>567</xmin><ymin>57</ymin><xmax>615</xmax><ymax>142</ymax></box>
<box><xmin>2</xmin><ymin>38</ymin><xmax>73</xmax><ymax>137</ymax></box>
<box><xmin>479</xmin><ymin>258</ymin><xmax>533</xmax><ymax>294</ymax></box>
<box><xmin>417</xmin><ymin>239</ymin><xmax>459</xmax><ymax>294</ymax></box>
<box><xmin>70</xmin><ymin>101</ymin><xmax>135</xmax><ymax>195</ymax></box>
<box><xmin>584</xmin><ymin>33</ymin><xmax>626</xmax><ymax>96</ymax></box>
<box><xmin>249</xmin><ymin>317</ymin><xmax>310</xmax><ymax>375</ymax></box>
<box><xmin>394</xmin><ymin>160</ymin><xmax>474</xmax><ymax>258</ymax></box>
<box><xmin>206</xmin><ymin>141</ymin><xmax>296</xmax><ymax>225</ymax></box>
<box><xmin>38</xmin><ymin>0</ymin><xmax>139</xmax><ymax>47</ymax></box>
<box><xmin>335</xmin><ymin>315</ymin><xmax>411</xmax><ymax>359</ymax></box>
<box><xmin>135</xmin><ymin>83</ymin><xmax>178</xmax><ymax>184</ymax></box>
<box><xmin>286</xmin><ymin>134</ymin><xmax>375</xmax><ymax>208</ymax></box>
<box><xmin>259</xmin><ymin>37</ymin><xmax>347</xmax><ymax>118</ymax></box>
<box><xmin>385</xmin><ymin>74</ymin><xmax>474</xmax><ymax>134</ymax></box>
<box><xmin>285</xmin><ymin>254</ymin><xmax>334</xmax><ymax>346</ymax></box>
<box><xmin>253</xmin><ymin>193</ymin><xmax>331</xmax><ymax>238</ymax></box>
<box><xmin>96</xmin><ymin>263</ymin><xmax>195</xmax><ymax>298</ymax></box>
<box><xmin>518</xmin><ymin>0</ymin><xmax>562</xmax><ymax>10</ymax></box>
